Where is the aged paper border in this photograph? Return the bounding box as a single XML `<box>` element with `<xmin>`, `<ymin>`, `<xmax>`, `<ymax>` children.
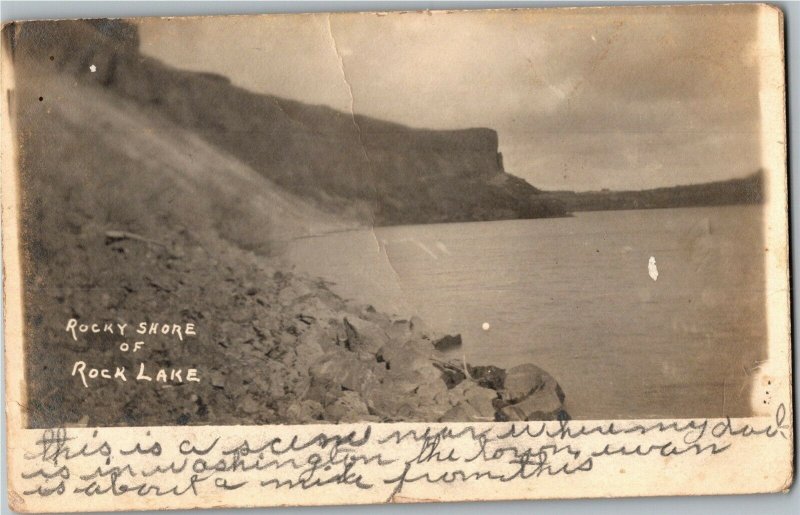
<box><xmin>2</xmin><ymin>4</ymin><xmax>793</xmax><ymax>512</ymax></box>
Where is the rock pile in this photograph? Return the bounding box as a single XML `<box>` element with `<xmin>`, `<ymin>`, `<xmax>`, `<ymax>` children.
<box><xmin>275</xmin><ymin>280</ymin><xmax>569</xmax><ymax>423</ymax></box>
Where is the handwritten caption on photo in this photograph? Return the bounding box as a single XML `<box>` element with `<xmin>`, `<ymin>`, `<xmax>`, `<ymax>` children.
<box><xmin>66</xmin><ymin>319</ymin><xmax>201</xmax><ymax>387</ymax></box>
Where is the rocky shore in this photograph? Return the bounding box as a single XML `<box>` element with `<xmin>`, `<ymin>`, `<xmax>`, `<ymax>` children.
<box><xmin>26</xmin><ymin>221</ymin><xmax>569</xmax><ymax>426</ymax></box>
<box><xmin>267</xmin><ymin>273</ymin><xmax>569</xmax><ymax>424</ymax></box>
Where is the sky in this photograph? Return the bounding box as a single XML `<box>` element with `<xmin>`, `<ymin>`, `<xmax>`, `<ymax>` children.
<box><xmin>138</xmin><ymin>5</ymin><xmax>764</xmax><ymax>191</ymax></box>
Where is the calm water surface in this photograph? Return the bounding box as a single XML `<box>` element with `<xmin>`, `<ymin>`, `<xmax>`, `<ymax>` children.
<box><xmin>284</xmin><ymin>206</ymin><xmax>766</xmax><ymax>420</ymax></box>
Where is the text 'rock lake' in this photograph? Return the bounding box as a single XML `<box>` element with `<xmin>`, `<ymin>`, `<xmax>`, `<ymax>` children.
<box><xmin>285</xmin><ymin>205</ymin><xmax>766</xmax><ymax>420</ymax></box>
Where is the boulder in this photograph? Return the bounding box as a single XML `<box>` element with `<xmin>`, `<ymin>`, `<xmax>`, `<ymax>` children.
<box><xmin>291</xmin><ymin>296</ymin><xmax>342</xmax><ymax>327</ymax></box>
<box><xmin>377</xmin><ymin>339</ymin><xmax>434</xmax><ymax>370</ymax></box>
<box><xmin>433</xmin><ymin>334</ymin><xmax>462</xmax><ymax>351</ymax></box>
<box><xmin>500</xmin><ymin>384</ymin><xmax>566</xmax><ymax>421</ymax></box>
<box><xmin>343</xmin><ymin>316</ymin><xmax>389</xmax><ymax>354</ymax></box>
<box><xmin>314</xmin><ymin>287</ymin><xmax>347</xmax><ymax>310</ymax></box>
<box><xmin>366</xmin><ymin>360</ymin><xmax>448</xmax><ymax>421</ymax></box>
<box><xmin>365</xmin><ymin>385</ymin><xmax>419</xmax><ymax>421</ymax></box>
<box><xmin>413</xmin><ymin>374</ymin><xmax>450</xmax><ymax>404</ymax></box>
<box><xmin>266</xmin><ymin>369</ymin><xmax>288</xmax><ymax>400</ymax></box>
<box><xmin>308</xmin><ymin>352</ymin><xmax>380</xmax><ymax>395</ymax></box>
<box><xmin>502</xmin><ymin>363</ymin><xmax>551</xmax><ymax>403</ymax></box>
<box><xmin>324</xmin><ymin>391</ymin><xmax>371</xmax><ymax>423</ymax></box>
<box><xmin>209</xmin><ymin>370</ymin><xmax>226</xmax><ymax>388</ymax></box>
<box><xmin>409</xmin><ymin>315</ymin><xmax>433</xmax><ymax>340</ymax></box>
<box><xmin>409</xmin><ymin>403</ymin><xmax>453</xmax><ymax>422</ymax></box>
<box><xmin>440</xmin><ymin>401</ymin><xmax>483</xmax><ymax>422</ymax></box>
<box><xmin>281</xmin><ymin>367</ymin><xmax>312</xmax><ymax>400</ymax></box>
<box><xmin>433</xmin><ymin>359</ymin><xmax>468</xmax><ymax>389</ymax></box>
<box><xmin>239</xmin><ymin>394</ymin><xmax>263</xmax><ymax>414</ymax></box>
<box><xmin>448</xmin><ymin>381</ymin><xmax>498</xmax><ymax>420</ymax></box>
<box><xmin>293</xmin><ymin>324</ymin><xmax>328</xmax><ymax>369</ymax></box>
<box><xmin>285</xmin><ymin>399</ymin><xmax>324</xmax><ymax>423</ymax></box>
<box><xmin>355</xmin><ymin>304</ymin><xmax>392</xmax><ymax>327</ymax></box>
<box><xmin>439</xmin><ymin>395</ymin><xmax>497</xmax><ymax>422</ymax></box>
<box><xmin>385</xmin><ymin>319</ymin><xmax>414</xmax><ymax>343</ymax></box>
<box><xmin>381</xmin><ymin>370</ymin><xmax>435</xmax><ymax>397</ymax></box>
<box><xmin>469</xmin><ymin>365</ymin><xmax>506</xmax><ymax>391</ymax></box>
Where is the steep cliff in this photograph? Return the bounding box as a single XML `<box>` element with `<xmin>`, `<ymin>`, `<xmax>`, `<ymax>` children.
<box><xmin>6</xmin><ymin>19</ymin><xmax>566</xmax><ymax>225</ymax></box>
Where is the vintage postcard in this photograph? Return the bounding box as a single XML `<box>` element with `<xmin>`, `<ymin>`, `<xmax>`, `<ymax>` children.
<box><xmin>1</xmin><ymin>3</ymin><xmax>792</xmax><ymax>512</ymax></box>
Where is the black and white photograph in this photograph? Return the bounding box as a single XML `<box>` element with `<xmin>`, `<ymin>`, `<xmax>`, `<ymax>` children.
<box><xmin>1</xmin><ymin>5</ymin><xmax>781</xmax><ymax>429</ymax></box>
<box><xmin>3</xmin><ymin>4</ymin><xmax>795</xmax><ymax>511</ymax></box>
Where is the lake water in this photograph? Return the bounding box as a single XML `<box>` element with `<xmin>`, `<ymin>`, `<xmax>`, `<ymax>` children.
<box><xmin>284</xmin><ymin>206</ymin><xmax>767</xmax><ymax>420</ymax></box>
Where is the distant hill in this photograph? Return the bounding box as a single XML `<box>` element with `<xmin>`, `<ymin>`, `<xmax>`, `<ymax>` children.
<box><xmin>539</xmin><ymin>171</ymin><xmax>763</xmax><ymax>213</ymax></box>
<box><xmin>7</xmin><ymin>19</ymin><xmax>567</xmax><ymax>226</ymax></box>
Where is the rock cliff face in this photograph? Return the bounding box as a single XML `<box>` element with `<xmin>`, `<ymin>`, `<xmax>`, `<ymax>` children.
<box><xmin>6</xmin><ymin>19</ymin><xmax>568</xmax><ymax>427</ymax></box>
<box><xmin>6</xmin><ymin>19</ymin><xmax>566</xmax><ymax>226</ymax></box>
